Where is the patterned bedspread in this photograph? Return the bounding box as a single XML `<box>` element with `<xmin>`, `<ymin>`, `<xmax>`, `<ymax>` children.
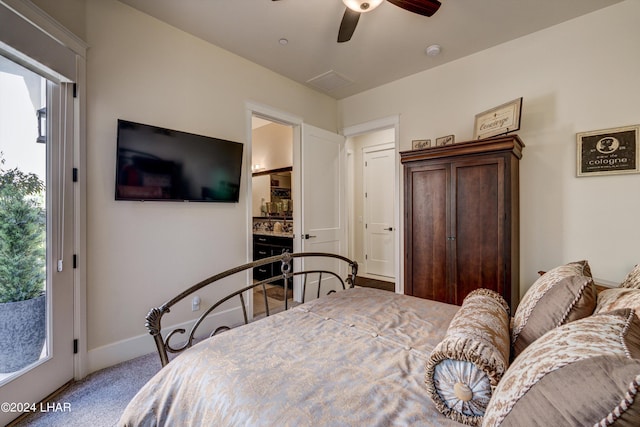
<box><xmin>119</xmin><ymin>287</ymin><xmax>462</xmax><ymax>426</ymax></box>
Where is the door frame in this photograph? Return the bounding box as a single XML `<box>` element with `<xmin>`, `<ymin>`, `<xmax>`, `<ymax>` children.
<box><xmin>245</xmin><ymin>101</ymin><xmax>302</xmax><ymax>248</ymax></box>
<box><xmin>0</xmin><ymin>0</ymin><xmax>87</xmax><ymax>421</ymax></box>
<box><xmin>1</xmin><ymin>0</ymin><xmax>87</xmax><ymax>377</ymax></box>
<box><xmin>342</xmin><ymin>116</ymin><xmax>401</xmax><ymax>293</ymax></box>
<box><xmin>245</xmin><ymin>101</ymin><xmax>302</xmax><ymax>317</ymax></box>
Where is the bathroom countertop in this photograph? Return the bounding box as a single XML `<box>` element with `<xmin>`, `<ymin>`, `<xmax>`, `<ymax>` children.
<box><xmin>253</xmin><ymin>231</ymin><xmax>294</xmax><ymax>238</ymax></box>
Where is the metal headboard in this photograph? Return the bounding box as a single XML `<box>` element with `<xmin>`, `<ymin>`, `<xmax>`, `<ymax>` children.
<box><xmin>145</xmin><ymin>252</ymin><xmax>358</xmax><ymax>367</ymax></box>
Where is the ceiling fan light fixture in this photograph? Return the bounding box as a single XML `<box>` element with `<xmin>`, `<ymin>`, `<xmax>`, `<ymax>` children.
<box><xmin>342</xmin><ymin>0</ymin><xmax>384</xmax><ymax>13</ymax></box>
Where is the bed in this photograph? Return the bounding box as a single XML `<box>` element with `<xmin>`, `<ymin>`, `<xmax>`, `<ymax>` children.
<box><xmin>120</xmin><ymin>255</ymin><xmax>640</xmax><ymax>426</ymax></box>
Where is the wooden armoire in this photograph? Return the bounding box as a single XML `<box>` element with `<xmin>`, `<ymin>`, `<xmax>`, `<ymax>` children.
<box><xmin>400</xmin><ymin>135</ymin><xmax>524</xmax><ymax>310</ymax></box>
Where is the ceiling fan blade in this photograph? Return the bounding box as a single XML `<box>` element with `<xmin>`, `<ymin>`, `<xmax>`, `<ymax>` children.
<box><xmin>386</xmin><ymin>0</ymin><xmax>441</xmax><ymax>17</ymax></box>
<box><xmin>337</xmin><ymin>8</ymin><xmax>361</xmax><ymax>43</ymax></box>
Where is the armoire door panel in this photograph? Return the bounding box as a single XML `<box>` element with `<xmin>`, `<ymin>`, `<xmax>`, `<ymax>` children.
<box><xmin>407</xmin><ymin>165</ymin><xmax>448</xmax><ymax>301</ymax></box>
<box><xmin>452</xmin><ymin>158</ymin><xmax>505</xmax><ymax>304</ymax></box>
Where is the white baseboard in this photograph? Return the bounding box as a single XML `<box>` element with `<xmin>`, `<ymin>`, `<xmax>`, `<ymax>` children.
<box><xmin>593</xmin><ymin>277</ymin><xmax>618</xmax><ymax>288</ymax></box>
<box><xmin>86</xmin><ymin>306</ymin><xmax>243</xmax><ymax>374</ymax></box>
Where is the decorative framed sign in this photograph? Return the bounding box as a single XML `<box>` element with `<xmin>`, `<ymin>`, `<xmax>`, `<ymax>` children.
<box><xmin>473</xmin><ymin>97</ymin><xmax>523</xmax><ymax>140</ymax></box>
<box><xmin>412</xmin><ymin>139</ymin><xmax>431</xmax><ymax>149</ymax></box>
<box><xmin>576</xmin><ymin>125</ymin><xmax>639</xmax><ymax>177</ymax></box>
<box><xmin>435</xmin><ymin>135</ymin><xmax>455</xmax><ymax>146</ymax></box>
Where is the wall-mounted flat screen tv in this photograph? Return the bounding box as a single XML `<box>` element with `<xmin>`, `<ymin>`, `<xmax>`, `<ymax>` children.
<box><xmin>115</xmin><ymin>120</ymin><xmax>244</xmax><ymax>202</ymax></box>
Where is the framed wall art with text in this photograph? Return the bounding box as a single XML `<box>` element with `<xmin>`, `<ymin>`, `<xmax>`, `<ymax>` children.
<box><xmin>576</xmin><ymin>125</ymin><xmax>639</xmax><ymax>177</ymax></box>
<box><xmin>473</xmin><ymin>97</ymin><xmax>522</xmax><ymax>140</ymax></box>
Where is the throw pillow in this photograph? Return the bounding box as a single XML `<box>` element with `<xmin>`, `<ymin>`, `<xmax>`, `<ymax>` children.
<box><xmin>425</xmin><ymin>289</ymin><xmax>511</xmax><ymax>426</ymax></box>
<box><xmin>619</xmin><ymin>264</ymin><xmax>640</xmax><ymax>289</ymax></box>
<box><xmin>510</xmin><ymin>260</ymin><xmax>595</xmax><ymax>357</ymax></box>
<box><xmin>483</xmin><ymin>309</ymin><xmax>640</xmax><ymax>426</ymax></box>
<box><xmin>595</xmin><ymin>287</ymin><xmax>640</xmax><ymax>314</ymax></box>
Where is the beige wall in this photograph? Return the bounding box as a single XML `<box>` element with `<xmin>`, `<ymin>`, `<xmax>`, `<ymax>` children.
<box><xmin>339</xmin><ymin>0</ymin><xmax>640</xmax><ymax>294</ymax></box>
<box><xmin>78</xmin><ymin>0</ymin><xmax>337</xmax><ymax>370</ymax></box>
<box><xmin>251</xmin><ymin>122</ymin><xmax>293</xmax><ymax>172</ymax></box>
<box><xmin>251</xmin><ymin>122</ymin><xmax>293</xmax><ymax>217</ymax></box>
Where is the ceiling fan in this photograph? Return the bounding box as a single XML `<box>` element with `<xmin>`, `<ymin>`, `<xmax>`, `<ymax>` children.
<box><xmin>272</xmin><ymin>0</ymin><xmax>442</xmax><ymax>43</ymax></box>
<box><xmin>337</xmin><ymin>0</ymin><xmax>441</xmax><ymax>42</ymax></box>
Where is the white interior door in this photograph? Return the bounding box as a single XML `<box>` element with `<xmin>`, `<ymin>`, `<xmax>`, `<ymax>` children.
<box><xmin>363</xmin><ymin>145</ymin><xmax>395</xmax><ymax>278</ymax></box>
<box><xmin>0</xmin><ymin>57</ymin><xmax>75</xmax><ymax>425</ymax></box>
<box><xmin>296</xmin><ymin>124</ymin><xmax>346</xmax><ymax>300</ymax></box>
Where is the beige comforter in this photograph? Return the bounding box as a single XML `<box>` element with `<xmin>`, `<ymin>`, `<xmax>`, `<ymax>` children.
<box><xmin>119</xmin><ymin>287</ymin><xmax>461</xmax><ymax>426</ymax></box>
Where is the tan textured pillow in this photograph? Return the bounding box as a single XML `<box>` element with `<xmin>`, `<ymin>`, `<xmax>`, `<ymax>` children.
<box><xmin>483</xmin><ymin>309</ymin><xmax>640</xmax><ymax>427</ymax></box>
<box><xmin>596</xmin><ymin>287</ymin><xmax>640</xmax><ymax>314</ymax></box>
<box><xmin>425</xmin><ymin>289</ymin><xmax>511</xmax><ymax>426</ymax></box>
<box><xmin>511</xmin><ymin>260</ymin><xmax>596</xmax><ymax>357</ymax></box>
<box><xmin>619</xmin><ymin>264</ymin><xmax>640</xmax><ymax>289</ymax></box>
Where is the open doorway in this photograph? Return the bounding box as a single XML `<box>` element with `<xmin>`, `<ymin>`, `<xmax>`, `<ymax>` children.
<box><xmin>346</xmin><ymin>127</ymin><xmax>397</xmax><ymax>292</ymax></box>
<box><xmin>247</xmin><ymin>103</ymin><xmax>349</xmax><ymax>310</ymax></box>
<box><xmin>250</xmin><ymin>116</ymin><xmax>294</xmax><ymax>317</ymax></box>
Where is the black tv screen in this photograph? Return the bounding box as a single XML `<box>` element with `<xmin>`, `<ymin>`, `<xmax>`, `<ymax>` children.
<box><xmin>115</xmin><ymin>120</ymin><xmax>243</xmax><ymax>202</ymax></box>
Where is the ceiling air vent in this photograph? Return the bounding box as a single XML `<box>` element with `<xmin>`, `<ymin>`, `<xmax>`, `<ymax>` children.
<box><xmin>306</xmin><ymin>70</ymin><xmax>354</xmax><ymax>93</ymax></box>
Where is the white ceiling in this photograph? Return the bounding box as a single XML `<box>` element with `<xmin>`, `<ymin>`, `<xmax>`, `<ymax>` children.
<box><xmin>119</xmin><ymin>0</ymin><xmax>623</xmax><ymax>100</ymax></box>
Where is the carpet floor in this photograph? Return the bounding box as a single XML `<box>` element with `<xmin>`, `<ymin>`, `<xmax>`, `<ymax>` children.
<box><xmin>10</xmin><ymin>352</ymin><xmax>161</xmax><ymax>427</ymax></box>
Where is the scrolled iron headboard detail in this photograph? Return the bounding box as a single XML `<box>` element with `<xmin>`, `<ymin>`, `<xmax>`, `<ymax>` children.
<box><xmin>280</xmin><ymin>252</ymin><xmax>293</xmax><ymax>277</ymax></box>
<box><xmin>145</xmin><ymin>252</ymin><xmax>358</xmax><ymax>367</ymax></box>
<box><xmin>145</xmin><ymin>306</ymin><xmax>169</xmax><ymax>337</ymax></box>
